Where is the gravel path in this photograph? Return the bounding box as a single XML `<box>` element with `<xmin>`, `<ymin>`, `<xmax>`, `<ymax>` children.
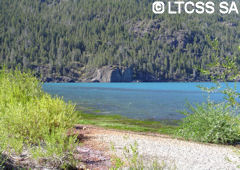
<box><xmin>86</xmin><ymin>128</ymin><xmax>240</xmax><ymax>170</ymax></box>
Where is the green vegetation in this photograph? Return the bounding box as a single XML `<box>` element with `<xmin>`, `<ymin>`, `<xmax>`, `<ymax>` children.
<box><xmin>79</xmin><ymin>112</ymin><xmax>178</xmax><ymax>135</ymax></box>
<box><xmin>1</xmin><ymin>0</ymin><xmax>240</xmax><ymax>81</ymax></box>
<box><xmin>0</xmin><ymin>68</ymin><xmax>79</xmax><ymax>168</ymax></box>
<box><xmin>177</xmin><ymin>39</ymin><xmax>240</xmax><ymax>144</ymax></box>
<box><xmin>0</xmin><ymin>68</ymin><xmax>178</xmax><ymax>169</ymax></box>
<box><xmin>110</xmin><ymin>141</ymin><xmax>173</xmax><ymax>170</ymax></box>
<box><xmin>177</xmin><ymin>102</ymin><xmax>240</xmax><ymax>144</ymax></box>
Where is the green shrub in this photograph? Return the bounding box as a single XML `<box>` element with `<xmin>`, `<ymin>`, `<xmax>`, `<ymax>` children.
<box><xmin>177</xmin><ymin>101</ymin><xmax>240</xmax><ymax>144</ymax></box>
<box><xmin>177</xmin><ymin>38</ymin><xmax>240</xmax><ymax>145</ymax></box>
<box><xmin>0</xmin><ymin>68</ymin><xmax>78</xmax><ymax>166</ymax></box>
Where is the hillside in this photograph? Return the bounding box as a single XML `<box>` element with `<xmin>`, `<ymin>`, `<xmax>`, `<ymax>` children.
<box><xmin>1</xmin><ymin>0</ymin><xmax>240</xmax><ymax>82</ymax></box>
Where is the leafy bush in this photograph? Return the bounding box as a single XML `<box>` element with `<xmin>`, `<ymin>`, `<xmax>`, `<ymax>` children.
<box><xmin>0</xmin><ymin>68</ymin><xmax>78</xmax><ymax>166</ymax></box>
<box><xmin>177</xmin><ymin>39</ymin><xmax>240</xmax><ymax>144</ymax></box>
<box><xmin>177</xmin><ymin>101</ymin><xmax>240</xmax><ymax>144</ymax></box>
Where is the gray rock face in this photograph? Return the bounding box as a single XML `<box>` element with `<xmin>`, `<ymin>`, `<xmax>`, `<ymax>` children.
<box><xmin>110</xmin><ymin>69</ymin><xmax>122</xmax><ymax>82</ymax></box>
<box><xmin>35</xmin><ymin>64</ymin><xmax>135</xmax><ymax>82</ymax></box>
<box><xmin>91</xmin><ymin>66</ymin><xmax>133</xmax><ymax>82</ymax></box>
<box><xmin>135</xmin><ymin>71</ymin><xmax>157</xmax><ymax>82</ymax></box>
<box><xmin>122</xmin><ymin>67</ymin><xmax>133</xmax><ymax>82</ymax></box>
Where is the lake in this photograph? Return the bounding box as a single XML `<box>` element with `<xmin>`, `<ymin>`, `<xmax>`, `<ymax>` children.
<box><xmin>43</xmin><ymin>82</ymin><xmax>231</xmax><ymax>121</ymax></box>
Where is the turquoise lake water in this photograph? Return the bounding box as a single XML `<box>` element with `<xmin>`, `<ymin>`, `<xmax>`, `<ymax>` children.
<box><xmin>42</xmin><ymin>82</ymin><xmax>234</xmax><ymax>120</ymax></box>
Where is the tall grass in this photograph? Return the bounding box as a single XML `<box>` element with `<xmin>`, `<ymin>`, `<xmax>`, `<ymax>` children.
<box><xmin>0</xmin><ymin>68</ymin><xmax>78</xmax><ymax>167</ymax></box>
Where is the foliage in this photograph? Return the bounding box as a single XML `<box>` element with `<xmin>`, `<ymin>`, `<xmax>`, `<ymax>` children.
<box><xmin>1</xmin><ymin>0</ymin><xmax>240</xmax><ymax>81</ymax></box>
<box><xmin>177</xmin><ymin>38</ymin><xmax>240</xmax><ymax>144</ymax></box>
<box><xmin>197</xmin><ymin>37</ymin><xmax>240</xmax><ymax>107</ymax></box>
<box><xmin>177</xmin><ymin>102</ymin><xmax>240</xmax><ymax>144</ymax></box>
<box><xmin>0</xmin><ymin>68</ymin><xmax>78</xmax><ymax>167</ymax></box>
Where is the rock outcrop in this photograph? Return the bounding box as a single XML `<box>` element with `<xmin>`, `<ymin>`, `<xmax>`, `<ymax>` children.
<box><xmin>32</xmin><ymin>64</ymin><xmax>201</xmax><ymax>82</ymax></box>
<box><xmin>32</xmin><ymin>64</ymin><xmax>135</xmax><ymax>82</ymax></box>
<box><xmin>135</xmin><ymin>71</ymin><xmax>158</xmax><ymax>82</ymax></box>
<box><xmin>90</xmin><ymin>66</ymin><xmax>133</xmax><ymax>82</ymax></box>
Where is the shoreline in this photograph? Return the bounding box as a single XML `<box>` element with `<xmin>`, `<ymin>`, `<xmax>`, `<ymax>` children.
<box><xmin>2</xmin><ymin>123</ymin><xmax>239</xmax><ymax>169</ymax></box>
<box><xmin>78</xmin><ymin>125</ymin><xmax>240</xmax><ymax>169</ymax></box>
<box><xmin>78</xmin><ymin>111</ymin><xmax>180</xmax><ymax>135</ymax></box>
<box><xmin>43</xmin><ymin>80</ymin><xmax>240</xmax><ymax>83</ymax></box>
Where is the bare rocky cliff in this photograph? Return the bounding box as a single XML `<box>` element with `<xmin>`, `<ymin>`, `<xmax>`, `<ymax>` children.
<box><xmin>36</xmin><ymin>65</ymin><xmax>136</xmax><ymax>83</ymax></box>
<box><xmin>85</xmin><ymin>66</ymin><xmax>133</xmax><ymax>82</ymax></box>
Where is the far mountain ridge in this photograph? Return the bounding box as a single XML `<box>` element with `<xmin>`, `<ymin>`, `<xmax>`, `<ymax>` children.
<box><xmin>0</xmin><ymin>0</ymin><xmax>240</xmax><ymax>82</ymax></box>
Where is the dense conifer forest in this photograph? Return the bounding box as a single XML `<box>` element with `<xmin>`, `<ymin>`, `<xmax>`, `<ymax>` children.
<box><xmin>1</xmin><ymin>0</ymin><xmax>240</xmax><ymax>81</ymax></box>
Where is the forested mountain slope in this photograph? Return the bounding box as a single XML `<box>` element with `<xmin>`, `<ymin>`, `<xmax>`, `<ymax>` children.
<box><xmin>1</xmin><ymin>0</ymin><xmax>240</xmax><ymax>82</ymax></box>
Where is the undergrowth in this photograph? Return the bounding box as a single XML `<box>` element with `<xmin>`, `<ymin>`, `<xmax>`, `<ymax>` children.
<box><xmin>0</xmin><ymin>68</ymin><xmax>79</xmax><ymax>168</ymax></box>
<box><xmin>177</xmin><ymin>102</ymin><xmax>240</xmax><ymax>144</ymax></box>
<box><xmin>177</xmin><ymin>38</ymin><xmax>240</xmax><ymax>145</ymax></box>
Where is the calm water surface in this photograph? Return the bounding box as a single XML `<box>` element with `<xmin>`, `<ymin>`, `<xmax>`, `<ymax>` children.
<box><xmin>42</xmin><ymin>83</ymin><xmax>234</xmax><ymax>120</ymax></box>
